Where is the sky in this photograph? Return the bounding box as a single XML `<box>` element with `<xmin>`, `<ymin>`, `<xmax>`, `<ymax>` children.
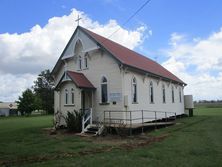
<box><xmin>0</xmin><ymin>0</ymin><xmax>222</xmax><ymax>102</ymax></box>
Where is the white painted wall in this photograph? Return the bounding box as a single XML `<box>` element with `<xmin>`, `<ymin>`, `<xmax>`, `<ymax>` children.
<box><xmin>54</xmin><ymin>29</ymin><xmax>124</xmax><ymax>123</ymax></box>
<box><xmin>122</xmin><ymin>70</ymin><xmax>185</xmax><ymax>123</ymax></box>
<box><xmin>53</xmin><ymin>28</ymin><xmax>185</xmax><ymax>125</ymax></box>
<box><xmin>55</xmin><ymin>81</ymin><xmax>82</xmax><ymax>125</ymax></box>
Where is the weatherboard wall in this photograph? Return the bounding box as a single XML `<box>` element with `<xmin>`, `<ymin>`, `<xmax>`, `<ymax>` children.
<box><xmin>123</xmin><ymin>70</ymin><xmax>185</xmax><ymax>123</ymax></box>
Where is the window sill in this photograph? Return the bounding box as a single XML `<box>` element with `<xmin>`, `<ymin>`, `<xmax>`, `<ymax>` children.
<box><xmin>132</xmin><ymin>102</ymin><xmax>138</xmax><ymax>104</ymax></box>
<box><xmin>64</xmin><ymin>104</ymin><xmax>75</xmax><ymax>107</ymax></box>
<box><xmin>99</xmin><ymin>102</ymin><xmax>110</xmax><ymax>105</ymax></box>
<box><xmin>82</xmin><ymin>67</ymin><xmax>89</xmax><ymax>70</ymax></box>
<box><xmin>150</xmin><ymin>102</ymin><xmax>155</xmax><ymax>104</ymax></box>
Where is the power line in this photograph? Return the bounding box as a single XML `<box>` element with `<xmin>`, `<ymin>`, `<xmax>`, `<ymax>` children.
<box><xmin>101</xmin><ymin>0</ymin><xmax>152</xmax><ymax>44</ymax></box>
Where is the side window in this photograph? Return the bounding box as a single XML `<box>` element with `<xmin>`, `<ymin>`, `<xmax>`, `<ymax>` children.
<box><xmin>78</xmin><ymin>56</ymin><xmax>82</xmax><ymax>70</ymax></box>
<box><xmin>162</xmin><ymin>84</ymin><xmax>166</xmax><ymax>103</ymax></box>
<box><xmin>84</xmin><ymin>53</ymin><xmax>88</xmax><ymax>69</ymax></box>
<box><xmin>65</xmin><ymin>89</ymin><xmax>68</xmax><ymax>104</ymax></box>
<box><xmin>71</xmin><ymin>88</ymin><xmax>74</xmax><ymax>104</ymax></box>
<box><xmin>149</xmin><ymin>81</ymin><xmax>154</xmax><ymax>103</ymax></box>
<box><xmin>101</xmin><ymin>76</ymin><xmax>108</xmax><ymax>103</ymax></box>
<box><xmin>179</xmin><ymin>87</ymin><xmax>182</xmax><ymax>103</ymax></box>
<box><xmin>132</xmin><ymin>77</ymin><xmax>137</xmax><ymax>103</ymax></box>
<box><xmin>172</xmin><ymin>86</ymin><xmax>175</xmax><ymax>103</ymax></box>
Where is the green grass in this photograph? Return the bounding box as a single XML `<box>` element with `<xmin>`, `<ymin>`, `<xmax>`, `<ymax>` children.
<box><xmin>0</xmin><ymin>107</ymin><xmax>222</xmax><ymax>167</ymax></box>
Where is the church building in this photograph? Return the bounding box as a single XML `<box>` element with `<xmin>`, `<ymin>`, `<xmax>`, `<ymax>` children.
<box><xmin>51</xmin><ymin>26</ymin><xmax>186</xmax><ymax>127</ymax></box>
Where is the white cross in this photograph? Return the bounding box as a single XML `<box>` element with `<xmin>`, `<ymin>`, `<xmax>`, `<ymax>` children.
<box><xmin>75</xmin><ymin>15</ymin><xmax>82</xmax><ymax>26</ymax></box>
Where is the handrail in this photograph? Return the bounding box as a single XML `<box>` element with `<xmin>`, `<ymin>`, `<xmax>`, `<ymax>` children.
<box><xmin>81</xmin><ymin>108</ymin><xmax>92</xmax><ymax>133</ymax></box>
<box><xmin>104</xmin><ymin>110</ymin><xmax>177</xmax><ymax>125</ymax></box>
<box><xmin>95</xmin><ymin>112</ymin><xmax>104</xmax><ymax>127</ymax></box>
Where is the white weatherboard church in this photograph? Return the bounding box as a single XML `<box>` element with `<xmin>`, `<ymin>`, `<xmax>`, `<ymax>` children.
<box><xmin>52</xmin><ymin>26</ymin><xmax>187</xmax><ymax>132</ymax></box>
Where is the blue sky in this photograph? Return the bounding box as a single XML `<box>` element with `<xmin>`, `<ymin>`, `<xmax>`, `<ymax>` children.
<box><xmin>0</xmin><ymin>0</ymin><xmax>222</xmax><ymax>101</ymax></box>
<box><xmin>1</xmin><ymin>0</ymin><xmax>222</xmax><ymax>50</ymax></box>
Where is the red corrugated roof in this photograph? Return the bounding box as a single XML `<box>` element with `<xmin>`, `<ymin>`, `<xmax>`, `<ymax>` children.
<box><xmin>80</xmin><ymin>26</ymin><xmax>185</xmax><ymax>84</ymax></box>
<box><xmin>67</xmin><ymin>71</ymin><xmax>95</xmax><ymax>89</ymax></box>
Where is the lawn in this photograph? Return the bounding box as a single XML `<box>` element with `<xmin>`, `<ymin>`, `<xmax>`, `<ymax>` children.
<box><xmin>0</xmin><ymin>107</ymin><xmax>222</xmax><ymax>167</ymax></box>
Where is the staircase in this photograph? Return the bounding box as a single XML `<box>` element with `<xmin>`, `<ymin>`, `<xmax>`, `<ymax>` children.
<box><xmin>81</xmin><ymin>108</ymin><xmax>104</xmax><ymax>136</ymax></box>
<box><xmin>82</xmin><ymin>124</ymin><xmax>105</xmax><ymax>136</ymax></box>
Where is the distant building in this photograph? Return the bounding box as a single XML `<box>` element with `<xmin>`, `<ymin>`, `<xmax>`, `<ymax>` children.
<box><xmin>0</xmin><ymin>102</ymin><xmax>18</xmax><ymax>116</ymax></box>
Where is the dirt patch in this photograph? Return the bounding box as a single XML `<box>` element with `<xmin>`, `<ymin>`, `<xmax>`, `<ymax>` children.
<box><xmin>0</xmin><ymin>134</ymin><xmax>168</xmax><ymax>167</ymax></box>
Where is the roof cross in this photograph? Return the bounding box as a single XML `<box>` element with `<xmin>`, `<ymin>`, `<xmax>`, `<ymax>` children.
<box><xmin>75</xmin><ymin>15</ymin><xmax>82</xmax><ymax>26</ymax></box>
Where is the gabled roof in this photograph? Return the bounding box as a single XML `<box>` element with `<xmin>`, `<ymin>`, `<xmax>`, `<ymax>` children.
<box><xmin>79</xmin><ymin>26</ymin><xmax>185</xmax><ymax>85</ymax></box>
<box><xmin>52</xmin><ymin>26</ymin><xmax>185</xmax><ymax>85</ymax></box>
<box><xmin>66</xmin><ymin>71</ymin><xmax>95</xmax><ymax>89</ymax></box>
<box><xmin>55</xmin><ymin>71</ymin><xmax>96</xmax><ymax>90</ymax></box>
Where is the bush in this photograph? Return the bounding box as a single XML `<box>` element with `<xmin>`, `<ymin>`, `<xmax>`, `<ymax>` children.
<box><xmin>65</xmin><ymin>110</ymin><xmax>83</xmax><ymax>132</ymax></box>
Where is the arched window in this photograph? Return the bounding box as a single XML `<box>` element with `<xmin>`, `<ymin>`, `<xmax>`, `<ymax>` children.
<box><xmin>74</xmin><ymin>40</ymin><xmax>83</xmax><ymax>70</ymax></box>
<box><xmin>74</xmin><ymin>39</ymin><xmax>83</xmax><ymax>55</ymax></box>
<box><xmin>101</xmin><ymin>76</ymin><xmax>108</xmax><ymax>103</ymax></box>
<box><xmin>172</xmin><ymin>86</ymin><xmax>175</xmax><ymax>103</ymax></box>
<box><xmin>179</xmin><ymin>87</ymin><xmax>182</xmax><ymax>103</ymax></box>
<box><xmin>78</xmin><ymin>56</ymin><xmax>82</xmax><ymax>70</ymax></box>
<box><xmin>71</xmin><ymin>88</ymin><xmax>74</xmax><ymax>104</ymax></box>
<box><xmin>84</xmin><ymin>53</ymin><xmax>88</xmax><ymax>69</ymax></box>
<box><xmin>162</xmin><ymin>84</ymin><xmax>166</xmax><ymax>103</ymax></box>
<box><xmin>132</xmin><ymin>77</ymin><xmax>137</xmax><ymax>103</ymax></box>
<box><xmin>149</xmin><ymin>81</ymin><xmax>154</xmax><ymax>103</ymax></box>
<box><xmin>65</xmin><ymin>89</ymin><xmax>68</xmax><ymax>104</ymax></box>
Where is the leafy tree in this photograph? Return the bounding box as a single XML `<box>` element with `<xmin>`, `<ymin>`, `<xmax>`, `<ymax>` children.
<box><xmin>17</xmin><ymin>89</ymin><xmax>36</xmax><ymax>115</ymax></box>
<box><xmin>33</xmin><ymin>95</ymin><xmax>43</xmax><ymax>111</ymax></box>
<box><xmin>33</xmin><ymin>69</ymin><xmax>54</xmax><ymax>114</ymax></box>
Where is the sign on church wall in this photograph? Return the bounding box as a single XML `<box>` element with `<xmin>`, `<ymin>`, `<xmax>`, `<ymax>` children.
<box><xmin>109</xmin><ymin>93</ymin><xmax>122</xmax><ymax>102</ymax></box>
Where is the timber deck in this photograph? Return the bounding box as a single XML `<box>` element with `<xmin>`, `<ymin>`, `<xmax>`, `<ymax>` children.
<box><xmin>104</xmin><ymin>121</ymin><xmax>175</xmax><ymax>129</ymax></box>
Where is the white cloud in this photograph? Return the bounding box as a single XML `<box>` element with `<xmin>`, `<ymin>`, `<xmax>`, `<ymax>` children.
<box><xmin>162</xmin><ymin>29</ymin><xmax>222</xmax><ymax>100</ymax></box>
<box><xmin>169</xmin><ymin>33</ymin><xmax>186</xmax><ymax>47</ymax></box>
<box><xmin>0</xmin><ymin>8</ymin><xmax>147</xmax><ymax>102</ymax></box>
<box><xmin>0</xmin><ymin>72</ymin><xmax>37</xmax><ymax>102</ymax></box>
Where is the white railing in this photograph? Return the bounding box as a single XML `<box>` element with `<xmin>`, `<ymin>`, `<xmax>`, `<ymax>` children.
<box><xmin>81</xmin><ymin>108</ymin><xmax>92</xmax><ymax>133</ymax></box>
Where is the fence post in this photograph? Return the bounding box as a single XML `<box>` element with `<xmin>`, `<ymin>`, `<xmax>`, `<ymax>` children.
<box><xmin>174</xmin><ymin>112</ymin><xmax>176</xmax><ymax>121</ymax></box>
<box><xmin>82</xmin><ymin>116</ymin><xmax>84</xmax><ymax>133</ymax></box>
<box><xmin>155</xmin><ymin>111</ymin><xmax>157</xmax><ymax>130</ymax></box>
<box><xmin>130</xmin><ymin>111</ymin><xmax>132</xmax><ymax>136</ymax></box>
<box><xmin>142</xmin><ymin>110</ymin><xmax>144</xmax><ymax>134</ymax></box>
<box><xmin>90</xmin><ymin>108</ymin><xmax>92</xmax><ymax>125</ymax></box>
<box><xmin>104</xmin><ymin>111</ymin><xmax>105</xmax><ymax>125</ymax></box>
<box><xmin>109</xmin><ymin>111</ymin><xmax>111</xmax><ymax>133</ymax></box>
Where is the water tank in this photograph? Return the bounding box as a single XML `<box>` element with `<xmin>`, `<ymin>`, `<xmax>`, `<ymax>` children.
<box><xmin>184</xmin><ymin>95</ymin><xmax>194</xmax><ymax>109</ymax></box>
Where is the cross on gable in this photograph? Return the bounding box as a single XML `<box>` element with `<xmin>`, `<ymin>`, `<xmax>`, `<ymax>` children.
<box><xmin>75</xmin><ymin>15</ymin><xmax>82</xmax><ymax>26</ymax></box>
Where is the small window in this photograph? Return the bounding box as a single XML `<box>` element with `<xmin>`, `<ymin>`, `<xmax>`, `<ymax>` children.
<box><xmin>149</xmin><ymin>81</ymin><xmax>154</xmax><ymax>103</ymax></box>
<box><xmin>101</xmin><ymin>76</ymin><xmax>108</xmax><ymax>103</ymax></box>
<box><xmin>179</xmin><ymin>87</ymin><xmax>182</xmax><ymax>103</ymax></box>
<box><xmin>78</xmin><ymin>56</ymin><xmax>82</xmax><ymax>70</ymax></box>
<box><xmin>84</xmin><ymin>53</ymin><xmax>88</xmax><ymax>69</ymax></box>
<box><xmin>172</xmin><ymin>86</ymin><xmax>175</xmax><ymax>103</ymax></box>
<box><xmin>65</xmin><ymin>89</ymin><xmax>68</xmax><ymax>104</ymax></box>
<box><xmin>132</xmin><ymin>77</ymin><xmax>137</xmax><ymax>103</ymax></box>
<box><xmin>71</xmin><ymin>88</ymin><xmax>74</xmax><ymax>104</ymax></box>
<box><xmin>162</xmin><ymin>84</ymin><xmax>166</xmax><ymax>103</ymax></box>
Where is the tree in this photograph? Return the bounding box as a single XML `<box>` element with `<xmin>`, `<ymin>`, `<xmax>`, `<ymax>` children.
<box><xmin>33</xmin><ymin>69</ymin><xmax>54</xmax><ymax>114</ymax></box>
<box><xmin>17</xmin><ymin>89</ymin><xmax>36</xmax><ymax>115</ymax></box>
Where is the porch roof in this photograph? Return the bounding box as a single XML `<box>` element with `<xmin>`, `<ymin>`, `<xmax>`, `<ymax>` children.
<box><xmin>67</xmin><ymin>71</ymin><xmax>96</xmax><ymax>89</ymax></box>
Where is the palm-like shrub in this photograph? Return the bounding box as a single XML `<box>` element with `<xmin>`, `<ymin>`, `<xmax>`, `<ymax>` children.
<box><xmin>65</xmin><ymin>110</ymin><xmax>83</xmax><ymax>132</ymax></box>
